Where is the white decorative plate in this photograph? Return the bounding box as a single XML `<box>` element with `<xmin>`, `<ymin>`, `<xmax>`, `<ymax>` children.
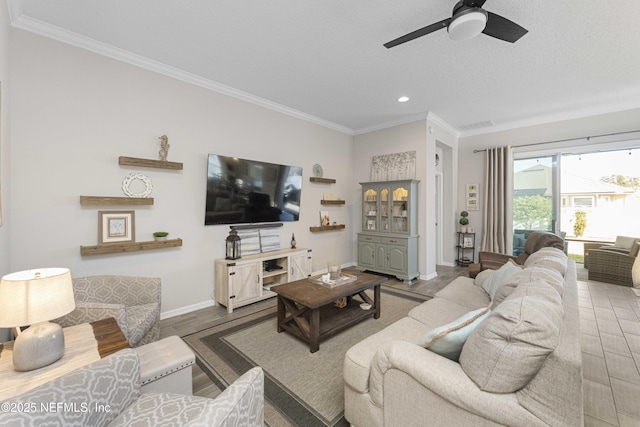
<box><xmin>312</xmin><ymin>163</ymin><xmax>323</xmax><ymax>178</ymax></box>
<box><xmin>122</xmin><ymin>173</ymin><xmax>153</xmax><ymax>198</ymax></box>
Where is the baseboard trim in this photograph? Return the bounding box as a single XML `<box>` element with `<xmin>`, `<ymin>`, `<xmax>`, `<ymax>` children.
<box><xmin>421</xmin><ymin>272</ymin><xmax>438</xmax><ymax>281</ymax></box>
<box><xmin>161</xmin><ymin>300</ymin><xmax>216</xmax><ymax>320</ymax></box>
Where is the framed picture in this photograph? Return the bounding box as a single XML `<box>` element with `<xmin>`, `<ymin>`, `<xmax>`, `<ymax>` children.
<box><xmin>466</xmin><ymin>183</ymin><xmax>480</xmax><ymax>211</ymax></box>
<box><xmin>463</xmin><ymin>237</ymin><xmax>474</xmax><ymax>248</ymax></box>
<box><xmin>98</xmin><ymin>211</ymin><xmax>135</xmax><ymax>244</ymax></box>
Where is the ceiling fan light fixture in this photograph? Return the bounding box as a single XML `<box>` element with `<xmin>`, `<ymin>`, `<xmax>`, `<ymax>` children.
<box><xmin>447</xmin><ymin>9</ymin><xmax>487</xmax><ymax>41</ymax></box>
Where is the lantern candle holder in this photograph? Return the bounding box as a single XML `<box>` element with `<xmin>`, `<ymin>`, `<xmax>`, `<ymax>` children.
<box><xmin>226</xmin><ymin>229</ymin><xmax>241</xmax><ymax>260</ymax></box>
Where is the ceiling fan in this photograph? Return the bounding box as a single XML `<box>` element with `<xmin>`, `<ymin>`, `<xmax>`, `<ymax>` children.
<box><xmin>384</xmin><ymin>0</ymin><xmax>527</xmax><ymax>48</ymax></box>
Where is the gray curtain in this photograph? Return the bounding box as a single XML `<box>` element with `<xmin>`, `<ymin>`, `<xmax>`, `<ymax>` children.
<box><xmin>481</xmin><ymin>146</ymin><xmax>513</xmax><ymax>253</ymax></box>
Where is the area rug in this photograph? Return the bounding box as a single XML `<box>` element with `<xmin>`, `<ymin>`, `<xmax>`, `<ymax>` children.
<box><xmin>184</xmin><ymin>287</ymin><xmax>429</xmax><ymax>427</ymax></box>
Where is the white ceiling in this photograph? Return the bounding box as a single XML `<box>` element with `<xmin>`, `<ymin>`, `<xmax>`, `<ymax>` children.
<box><xmin>8</xmin><ymin>0</ymin><xmax>640</xmax><ymax>135</ymax></box>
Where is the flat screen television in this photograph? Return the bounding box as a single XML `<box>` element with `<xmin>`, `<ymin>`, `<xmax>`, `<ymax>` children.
<box><xmin>205</xmin><ymin>154</ymin><xmax>303</xmax><ymax>225</ymax></box>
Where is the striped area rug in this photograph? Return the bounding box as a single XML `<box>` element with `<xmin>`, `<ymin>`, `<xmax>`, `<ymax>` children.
<box><xmin>184</xmin><ymin>287</ymin><xmax>429</xmax><ymax>427</ymax></box>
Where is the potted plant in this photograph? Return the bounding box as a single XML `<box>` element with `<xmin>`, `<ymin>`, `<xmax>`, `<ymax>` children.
<box><xmin>153</xmin><ymin>231</ymin><xmax>169</xmax><ymax>241</ymax></box>
<box><xmin>459</xmin><ymin>211</ymin><xmax>469</xmax><ymax>232</ymax></box>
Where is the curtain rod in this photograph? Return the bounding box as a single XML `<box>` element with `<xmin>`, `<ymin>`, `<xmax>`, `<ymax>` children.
<box><xmin>472</xmin><ymin>129</ymin><xmax>640</xmax><ymax>153</ymax></box>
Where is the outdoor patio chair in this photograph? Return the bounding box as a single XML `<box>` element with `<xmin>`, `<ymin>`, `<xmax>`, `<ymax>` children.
<box><xmin>587</xmin><ymin>237</ymin><xmax>640</xmax><ymax>287</ymax></box>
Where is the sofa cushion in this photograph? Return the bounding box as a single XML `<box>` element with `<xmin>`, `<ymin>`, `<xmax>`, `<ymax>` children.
<box><xmin>459</xmin><ymin>282</ymin><xmax>563</xmax><ymax>393</ymax></box>
<box><xmin>419</xmin><ymin>307</ymin><xmax>491</xmax><ymax>361</ymax></box>
<box><xmin>481</xmin><ymin>260</ymin><xmax>522</xmax><ymax>299</ymax></box>
<box><xmin>409</xmin><ymin>294</ymin><xmax>488</xmax><ymax>328</ymax></box>
<box><xmin>523</xmin><ymin>247</ymin><xmax>568</xmax><ymax>276</ymax></box>
<box><xmin>493</xmin><ymin>266</ymin><xmax>565</xmax><ymax>305</ymax></box>
<box><xmin>431</xmin><ymin>276</ymin><xmax>491</xmax><ymax>311</ymax></box>
<box><xmin>344</xmin><ymin>316</ymin><xmax>430</xmax><ymax>393</ymax></box>
<box><xmin>631</xmin><ymin>242</ymin><xmax>640</xmax><ymax>258</ymax></box>
<box><xmin>614</xmin><ymin>235</ymin><xmax>638</xmax><ymax>250</ymax></box>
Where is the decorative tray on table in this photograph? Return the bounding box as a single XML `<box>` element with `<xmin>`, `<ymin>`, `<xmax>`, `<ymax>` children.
<box><xmin>308</xmin><ymin>273</ymin><xmax>357</xmax><ymax>288</ymax></box>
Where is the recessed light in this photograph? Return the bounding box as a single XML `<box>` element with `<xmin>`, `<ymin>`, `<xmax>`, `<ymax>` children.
<box><xmin>397</xmin><ymin>96</ymin><xmax>410</xmax><ymax>103</ymax></box>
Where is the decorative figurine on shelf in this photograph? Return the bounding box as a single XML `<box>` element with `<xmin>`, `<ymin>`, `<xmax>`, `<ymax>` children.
<box><xmin>225</xmin><ymin>229</ymin><xmax>241</xmax><ymax>260</ymax></box>
<box><xmin>158</xmin><ymin>134</ymin><xmax>170</xmax><ymax>162</ymax></box>
<box><xmin>290</xmin><ymin>233</ymin><xmax>297</xmax><ymax>249</ymax></box>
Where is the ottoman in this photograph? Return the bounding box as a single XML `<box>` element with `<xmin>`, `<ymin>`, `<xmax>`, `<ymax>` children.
<box><xmin>135</xmin><ymin>335</ymin><xmax>195</xmax><ymax>395</ymax></box>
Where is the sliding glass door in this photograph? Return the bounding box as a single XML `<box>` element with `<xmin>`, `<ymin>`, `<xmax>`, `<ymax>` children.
<box><xmin>512</xmin><ymin>155</ymin><xmax>560</xmax><ymax>255</ymax></box>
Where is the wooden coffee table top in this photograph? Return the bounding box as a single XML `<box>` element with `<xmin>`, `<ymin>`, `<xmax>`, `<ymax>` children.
<box><xmin>272</xmin><ymin>269</ymin><xmax>388</xmax><ymax>309</ymax></box>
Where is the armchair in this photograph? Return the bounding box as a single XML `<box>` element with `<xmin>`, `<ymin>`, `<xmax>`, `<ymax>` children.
<box><xmin>587</xmin><ymin>239</ymin><xmax>640</xmax><ymax>287</ymax></box>
<box><xmin>53</xmin><ymin>275</ymin><xmax>161</xmax><ymax>347</ymax></box>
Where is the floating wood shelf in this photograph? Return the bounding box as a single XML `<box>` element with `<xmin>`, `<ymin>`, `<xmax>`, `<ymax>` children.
<box><xmin>309</xmin><ymin>224</ymin><xmax>345</xmax><ymax>232</ymax></box>
<box><xmin>309</xmin><ymin>177</ymin><xmax>336</xmax><ymax>184</ymax></box>
<box><xmin>81</xmin><ymin>238</ymin><xmax>183</xmax><ymax>256</ymax></box>
<box><xmin>80</xmin><ymin>196</ymin><xmax>154</xmax><ymax>206</ymax></box>
<box><xmin>320</xmin><ymin>200</ymin><xmax>345</xmax><ymax>205</ymax></box>
<box><xmin>119</xmin><ymin>156</ymin><xmax>183</xmax><ymax>170</ymax></box>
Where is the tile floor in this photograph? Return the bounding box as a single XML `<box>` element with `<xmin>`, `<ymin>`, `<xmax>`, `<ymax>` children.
<box><xmin>579</xmin><ymin>278</ymin><xmax>640</xmax><ymax>426</ymax></box>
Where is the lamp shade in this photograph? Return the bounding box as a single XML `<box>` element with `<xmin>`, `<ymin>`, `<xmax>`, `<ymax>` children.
<box><xmin>0</xmin><ymin>268</ymin><xmax>76</xmax><ymax>327</ymax></box>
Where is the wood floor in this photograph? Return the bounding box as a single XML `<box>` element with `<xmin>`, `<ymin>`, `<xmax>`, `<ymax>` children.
<box><xmin>159</xmin><ymin>265</ymin><xmax>467</xmax><ymax>399</ymax></box>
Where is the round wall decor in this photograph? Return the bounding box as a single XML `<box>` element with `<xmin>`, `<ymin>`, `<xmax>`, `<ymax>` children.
<box><xmin>122</xmin><ymin>173</ymin><xmax>153</xmax><ymax>198</ymax></box>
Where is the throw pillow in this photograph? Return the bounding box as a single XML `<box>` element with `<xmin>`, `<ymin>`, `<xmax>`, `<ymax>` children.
<box><xmin>419</xmin><ymin>306</ymin><xmax>491</xmax><ymax>361</ymax></box>
<box><xmin>473</xmin><ymin>269</ymin><xmax>495</xmax><ymax>288</ymax></box>
<box><xmin>459</xmin><ymin>292</ymin><xmax>563</xmax><ymax>393</ymax></box>
<box><xmin>481</xmin><ymin>260</ymin><xmax>522</xmax><ymax>300</ymax></box>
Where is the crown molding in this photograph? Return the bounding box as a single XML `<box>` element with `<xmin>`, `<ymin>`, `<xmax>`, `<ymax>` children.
<box><xmin>353</xmin><ymin>112</ymin><xmax>430</xmax><ymax>135</ymax></box>
<box><xmin>458</xmin><ymin>99</ymin><xmax>640</xmax><ymax>138</ymax></box>
<box><xmin>8</xmin><ymin>8</ymin><xmax>355</xmax><ymax>136</ymax></box>
<box><xmin>426</xmin><ymin>112</ymin><xmax>461</xmax><ymax>137</ymax></box>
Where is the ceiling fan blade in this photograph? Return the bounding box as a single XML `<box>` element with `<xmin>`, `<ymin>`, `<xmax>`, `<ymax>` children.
<box><xmin>384</xmin><ymin>18</ymin><xmax>451</xmax><ymax>48</ymax></box>
<box><xmin>482</xmin><ymin>11</ymin><xmax>527</xmax><ymax>43</ymax></box>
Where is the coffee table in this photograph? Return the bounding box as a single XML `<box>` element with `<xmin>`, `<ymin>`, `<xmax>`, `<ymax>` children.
<box><xmin>272</xmin><ymin>269</ymin><xmax>387</xmax><ymax>352</ymax></box>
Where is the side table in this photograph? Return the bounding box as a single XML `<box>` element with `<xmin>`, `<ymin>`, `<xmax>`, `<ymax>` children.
<box><xmin>0</xmin><ymin>317</ymin><xmax>129</xmax><ymax>401</ymax></box>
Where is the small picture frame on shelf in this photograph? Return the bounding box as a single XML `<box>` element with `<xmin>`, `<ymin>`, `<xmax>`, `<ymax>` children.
<box><xmin>367</xmin><ymin>219</ymin><xmax>376</xmax><ymax>230</ymax></box>
<box><xmin>99</xmin><ymin>211</ymin><xmax>135</xmax><ymax>244</ymax></box>
<box><xmin>463</xmin><ymin>237</ymin><xmax>473</xmax><ymax>248</ymax></box>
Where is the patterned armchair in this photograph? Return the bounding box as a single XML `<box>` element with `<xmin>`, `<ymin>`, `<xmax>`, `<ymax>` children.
<box><xmin>54</xmin><ymin>275</ymin><xmax>161</xmax><ymax>347</ymax></box>
<box><xmin>0</xmin><ymin>349</ymin><xmax>265</xmax><ymax>427</ymax></box>
<box><xmin>587</xmin><ymin>237</ymin><xmax>640</xmax><ymax>287</ymax></box>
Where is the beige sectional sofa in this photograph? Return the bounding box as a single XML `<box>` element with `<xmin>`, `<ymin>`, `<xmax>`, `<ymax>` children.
<box><xmin>344</xmin><ymin>247</ymin><xmax>582</xmax><ymax>426</ymax></box>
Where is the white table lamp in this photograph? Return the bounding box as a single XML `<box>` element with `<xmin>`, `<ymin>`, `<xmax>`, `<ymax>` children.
<box><xmin>0</xmin><ymin>268</ymin><xmax>76</xmax><ymax>371</ymax></box>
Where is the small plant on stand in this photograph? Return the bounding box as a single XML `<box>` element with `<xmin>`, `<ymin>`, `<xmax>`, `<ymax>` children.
<box><xmin>153</xmin><ymin>231</ymin><xmax>169</xmax><ymax>241</ymax></box>
<box><xmin>459</xmin><ymin>211</ymin><xmax>469</xmax><ymax>232</ymax></box>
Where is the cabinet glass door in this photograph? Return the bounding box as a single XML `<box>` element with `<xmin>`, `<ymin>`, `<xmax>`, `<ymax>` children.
<box><xmin>391</xmin><ymin>186</ymin><xmax>409</xmax><ymax>233</ymax></box>
<box><xmin>380</xmin><ymin>189</ymin><xmax>389</xmax><ymax>232</ymax></box>
<box><xmin>363</xmin><ymin>189</ymin><xmax>378</xmax><ymax>231</ymax></box>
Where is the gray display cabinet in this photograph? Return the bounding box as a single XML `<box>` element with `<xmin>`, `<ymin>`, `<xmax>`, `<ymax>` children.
<box><xmin>357</xmin><ymin>180</ymin><xmax>419</xmax><ymax>284</ymax></box>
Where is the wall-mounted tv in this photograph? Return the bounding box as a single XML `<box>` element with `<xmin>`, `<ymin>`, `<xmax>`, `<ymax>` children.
<box><xmin>205</xmin><ymin>154</ymin><xmax>303</xmax><ymax>225</ymax></box>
